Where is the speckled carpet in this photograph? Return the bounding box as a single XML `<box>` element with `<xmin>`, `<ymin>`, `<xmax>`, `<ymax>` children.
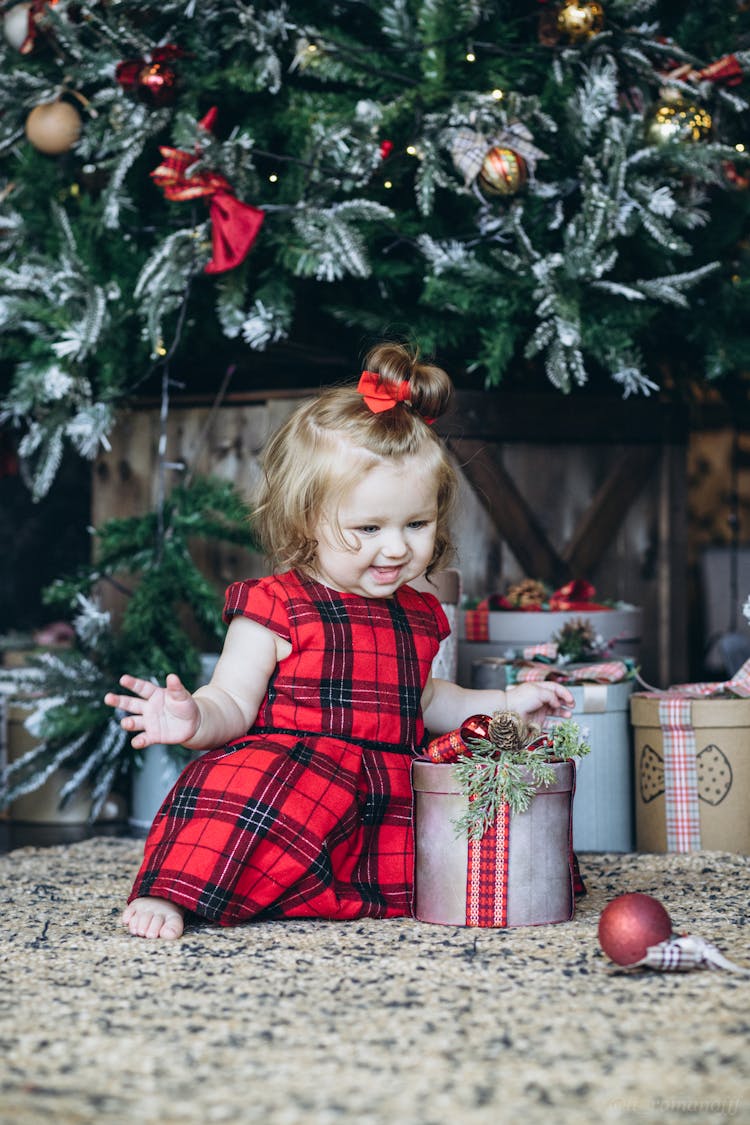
<box><xmin>1</xmin><ymin>838</ymin><xmax>748</xmax><ymax>1125</ymax></box>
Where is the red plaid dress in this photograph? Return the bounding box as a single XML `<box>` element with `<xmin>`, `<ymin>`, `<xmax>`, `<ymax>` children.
<box><xmin>128</xmin><ymin>570</ymin><xmax>449</xmax><ymax>925</ymax></box>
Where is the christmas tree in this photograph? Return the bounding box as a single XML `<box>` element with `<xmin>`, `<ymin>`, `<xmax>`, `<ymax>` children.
<box><xmin>2</xmin><ymin>0</ymin><xmax>750</xmax><ymax>502</ymax></box>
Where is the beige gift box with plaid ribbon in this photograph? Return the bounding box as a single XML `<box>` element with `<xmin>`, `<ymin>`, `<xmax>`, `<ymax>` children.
<box><xmin>630</xmin><ymin>693</ymin><xmax>750</xmax><ymax>855</ymax></box>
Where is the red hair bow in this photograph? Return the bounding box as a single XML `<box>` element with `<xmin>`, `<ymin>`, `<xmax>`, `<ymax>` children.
<box><xmin>357</xmin><ymin>370</ymin><xmax>411</xmax><ymax>414</ymax></box>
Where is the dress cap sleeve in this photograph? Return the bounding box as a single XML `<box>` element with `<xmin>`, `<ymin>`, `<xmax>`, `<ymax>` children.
<box><xmin>222</xmin><ymin>577</ymin><xmax>291</xmax><ymax>641</ymax></box>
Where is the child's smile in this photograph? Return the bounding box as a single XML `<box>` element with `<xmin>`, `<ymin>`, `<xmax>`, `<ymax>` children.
<box><xmin>311</xmin><ymin>455</ymin><xmax>439</xmax><ymax>598</ymax></box>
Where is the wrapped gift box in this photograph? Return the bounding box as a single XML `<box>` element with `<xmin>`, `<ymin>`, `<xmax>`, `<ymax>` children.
<box><xmin>412</xmin><ymin>759</ymin><xmax>575</xmax><ymax>927</ymax></box>
<box><xmin>569</xmin><ymin>681</ymin><xmax>635</xmax><ymax>852</ymax></box>
<box><xmin>458</xmin><ymin>605</ymin><xmax>641</xmax><ymax>687</ymax></box>
<box><xmin>486</xmin><ymin>605</ymin><xmax>642</xmax><ymax>657</ymax></box>
<box><xmin>630</xmin><ymin>693</ymin><xmax>750</xmax><ymax>854</ymax></box>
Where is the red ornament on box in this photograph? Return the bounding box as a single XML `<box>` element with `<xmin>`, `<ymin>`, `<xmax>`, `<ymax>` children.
<box><xmin>460</xmin><ymin>713</ymin><xmax>491</xmax><ymax>744</ymax></box>
<box><xmin>598</xmin><ymin>893</ymin><xmax>673</xmax><ymax>966</ymax></box>
<box><xmin>424</xmin><ymin>714</ymin><xmax>491</xmax><ymax>763</ymax></box>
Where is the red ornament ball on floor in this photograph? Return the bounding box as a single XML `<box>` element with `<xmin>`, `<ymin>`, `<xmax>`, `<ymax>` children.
<box><xmin>598</xmin><ymin>892</ymin><xmax>673</xmax><ymax>966</ymax></box>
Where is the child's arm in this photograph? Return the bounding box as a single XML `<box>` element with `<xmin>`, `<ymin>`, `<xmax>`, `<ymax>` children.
<box><xmin>104</xmin><ymin>616</ymin><xmax>285</xmax><ymax>751</ymax></box>
<box><xmin>421</xmin><ymin>674</ymin><xmax>574</xmax><ymax>736</ymax></box>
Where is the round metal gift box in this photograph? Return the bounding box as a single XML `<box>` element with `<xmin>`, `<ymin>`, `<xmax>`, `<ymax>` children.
<box><xmin>412</xmin><ymin>759</ymin><xmax>575</xmax><ymax>927</ymax></box>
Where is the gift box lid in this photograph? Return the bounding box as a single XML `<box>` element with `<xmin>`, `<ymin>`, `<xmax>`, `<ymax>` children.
<box><xmin>412</xmin><ymin>759</ymin><xmax>574</xmax><ymax>796</ymax></box>
<box><xmin>630</xmin><ymin>693</ymin><xmax>750</xmax><ymax>728</ymax></box>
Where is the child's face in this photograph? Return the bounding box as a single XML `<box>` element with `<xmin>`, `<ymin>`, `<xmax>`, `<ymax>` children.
<box><xmin>312</xmin><ymin>455</ymin><xmax>439</xmax><ymax>598</ymax></box>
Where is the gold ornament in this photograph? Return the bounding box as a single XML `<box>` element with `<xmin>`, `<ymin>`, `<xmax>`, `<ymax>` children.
<box><xmin>25</xmin><ymin>99</ymin><xmax>82</xmax><ymax>154</ymax></box>
<box><xmin>557</xmin><ymin>1</ymin><xmax>605</xmax><ymax>42</ymax></box>
<box><xmin>478</xmin><ymin>146</ymin><xmax>527</xmax><ymax>197</ymax></box>
<box><xmin>646</xmin><ymin>97</ymin><xmax>712</xmax><ymax>145</ymax></box>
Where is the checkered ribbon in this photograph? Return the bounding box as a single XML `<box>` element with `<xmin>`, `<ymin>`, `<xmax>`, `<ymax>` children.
<box><xmin>658</xmin><ymin>697</ymin><xmax>701</xmax><ymax>852</ymax></box>
<box><xmin>424</xmin><ymin>729</ymin><xmax>465</xmax><ymax>763</ymax></box>
<box><xmin>523</xmin><ymin>642</ymin><xmax>558</xmax><ymax>660</ymax></box>
<box><xmin>669</xmin><ymin>657</ymin><xmax>750</xmax><ymax>699</ymax></box>
<box><xmin>464</xmin><ymin>599</ymin><xmax>490</xmax><ymax>641</ymax></box>
<box><xmin>511</xmin><ymin>659</ymin><xmax>631</xmax><ymax>685</ymax></box>
<box><xmin>631</xmin><ymin>935</ymin><xmax>749</xmax><ymax>974</ymax></box>
<box><xmin>465</xmin><ymin>802</ymin><xmax>510</xmax><ymax>926</ymax></box>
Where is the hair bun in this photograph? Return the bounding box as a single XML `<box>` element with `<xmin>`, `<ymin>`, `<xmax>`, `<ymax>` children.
<box><xmin>362</xmin><ymin>342</ymin><xmax>453</xmax><ymax>422</ymax></box>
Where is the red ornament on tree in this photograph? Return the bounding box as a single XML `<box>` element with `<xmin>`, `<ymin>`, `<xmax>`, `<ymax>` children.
<box><xmin>116</xmin><ymin>45</ymin><xmax>184</xmax><ymax>108</ymax></box>
<box><xmin>379</xmin><ymin>139</ymin><xmax>394</xmax><ymax>160</ymax></box>
<box><xmin>135</xmin><ymin>60</ymin><xmax>178</xmax><ymax>107</ymax></box>
<box><xmin>598</xmin><ymin>893</ymin><xmax>673</xmax><ymax>966</ymax></box>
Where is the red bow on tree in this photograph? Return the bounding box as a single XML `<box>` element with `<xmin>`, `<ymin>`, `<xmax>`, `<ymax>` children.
<box><xmin>150</xmin><ymin>108</ymin><xmax>264</xmax><ymax>274</ymax></box>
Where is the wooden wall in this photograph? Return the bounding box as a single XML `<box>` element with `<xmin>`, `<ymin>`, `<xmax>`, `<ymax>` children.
<box><xmin>93</xmin><ymin>390</ymin><xmax>689</xmax><ymax>685</ymax></box>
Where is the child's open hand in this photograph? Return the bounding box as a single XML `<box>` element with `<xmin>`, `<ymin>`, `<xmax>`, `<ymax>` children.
<box><xmin>506</xmin><ymin>681</ymin><xmax>574</xmax><ymax>725</ymax></box>
<box><xmin>104</xmin><ymin>672</ymin><xmax>200</xmax><ymax>749</ymax></box>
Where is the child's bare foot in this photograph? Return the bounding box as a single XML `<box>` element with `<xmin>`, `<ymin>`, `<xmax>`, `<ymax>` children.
<box><xmin>122</xmin><ymin>896</ymin><xmax>185</xmax><ymax>939</ymax></box>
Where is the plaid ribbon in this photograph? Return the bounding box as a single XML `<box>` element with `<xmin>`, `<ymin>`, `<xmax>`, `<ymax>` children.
<box><xmin>424</xmin><ymin>729</ymin><xmax>465</xmax><ymax>763</ymax></box>
<box><xmin>669</xmin><ymin>657</ymin><xmax>750</xmax><ymax>699</ymax></box>
<box><xmin>631</xmin><ymin>934</ymin><xmax>749</xmax><ymax>974</ymax></box>
<box><xmin>464</xmin><ymin>599</ymin><xmax>490</xmax><ymax>642</ymax></box>
<box><xmin>465</xmin><ymin>801</ymin><xmax>510</xmax><ymax>926</ymax></box>
<box><xmin>511</xmin><ymin>659</ymin><xmax>631</xmax><ymax>685</ymax></box>
<box><xmin>658</xmin><ymin>698</ymin><xmax>701</xmax><ymax>852</ymax></box>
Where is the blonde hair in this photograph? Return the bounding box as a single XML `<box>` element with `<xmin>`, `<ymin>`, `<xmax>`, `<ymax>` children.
<box><xmin>253</xmin><ymin>342</ymin><xmax>457</xmax><ymax>578</ymax></box>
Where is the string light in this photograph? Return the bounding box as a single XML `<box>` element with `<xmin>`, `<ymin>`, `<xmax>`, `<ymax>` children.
<box><xmin>491</xmin><ymin>89</ymin><xmax>504</xmax><ymax>100</ymax></box>
<box><xmin>269</xmin><ymin>173</ymin><xmax>278</xmax><ymax>182</ymax></box>
<box><xmin>736</xmin><ymin>143</ymin><xmax>746</xmax><ymax>153</ymax></box>
<box><xmin>406</xmin><ymin>145</ymin><xmax>417</xmax><ymax>156</ymax></box>
<box><xmin>465</xmin><ymin>51</ymin><xmax>476</xmax><ymax>62</ymax></box>
<box><xmin>384</xmin><ymin>180</ymin><xmax>393</xmax><ymax>189</ymax></box>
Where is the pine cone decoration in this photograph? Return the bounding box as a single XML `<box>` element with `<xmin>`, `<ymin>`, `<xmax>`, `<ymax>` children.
<box><xmin>505</xmin><ymin>578</ymin><xmax>548</xmax><ymax>609</ymax></box>
<box><xmin>487</xmin><ymin>710</ymin><xmax>540</xmax><ymax>752</ymax></box>
<box><xmin>555</xmin><ymin>616</ymin><xmax>597</xmax><ymax>659</ymax></box>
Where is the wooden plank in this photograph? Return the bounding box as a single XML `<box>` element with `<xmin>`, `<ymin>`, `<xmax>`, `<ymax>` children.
<box><xmin>660</xmin><ymin>442</ymin><xmax>689</xmax><ymax>684</ymax></box>
<box><xmin>449</xmin><ymin>439</ymin><xmax>571</xmax><ymax>584</ymax></box>
<box><xmin>561</xmin><ymin>446</ymin><xmax>661</xmax><ymax>576</ymax></box>
<box><xmin>437</xmin><ymin>392</ymin><xmax>689</xmax><ymax>446</ymax></box>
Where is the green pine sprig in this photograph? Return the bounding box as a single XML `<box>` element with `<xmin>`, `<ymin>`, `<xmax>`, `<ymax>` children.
<box><xmin>452</xmin><ymin>717</ymin><xmax>590</xmax><ymax>841</ymax></box>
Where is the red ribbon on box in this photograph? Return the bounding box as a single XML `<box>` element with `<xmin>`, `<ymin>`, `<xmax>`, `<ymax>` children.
<box><xmin>466</xmin><ymin>806</ymin><xmax>510</xmax><ymax>926</ymax></box>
